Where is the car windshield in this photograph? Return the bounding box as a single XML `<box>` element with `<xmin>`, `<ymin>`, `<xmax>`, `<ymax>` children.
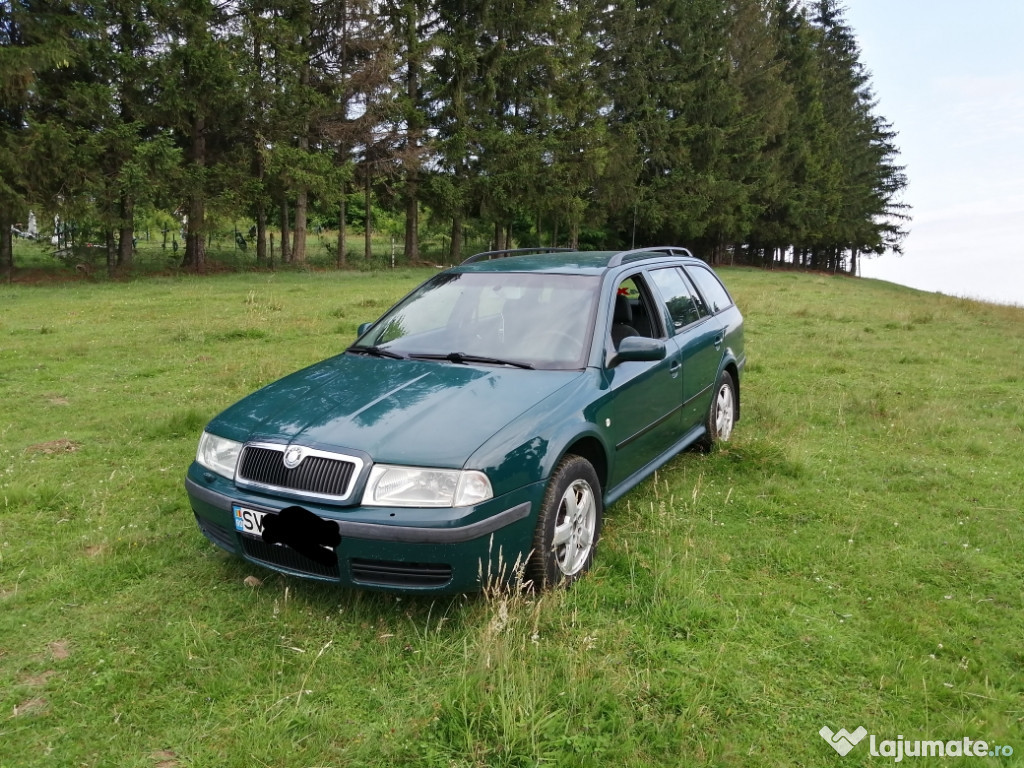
<box><xmin>352</xmin><ymin>271</ymin><xmax>600</xmax><ymax>370</ymax></box>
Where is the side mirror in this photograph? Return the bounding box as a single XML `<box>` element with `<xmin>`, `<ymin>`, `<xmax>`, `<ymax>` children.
<box><xmin>356</xmin><ymin>321</ymin><xmax>374</xmax><ymax>337</ymax></box>
<box><xmin>611</xmin><ymin>336</ymin><xmax>666</xmax><ymax>366</ymax></box>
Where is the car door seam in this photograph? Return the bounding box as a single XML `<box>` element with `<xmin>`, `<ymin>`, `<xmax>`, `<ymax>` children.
<box><xmin>682</xmin><ymin>382</ymin><xmax>714</xmax><ymax>409</ymax></box>
<box><xmin>614</xmin><ymin>403</ymin><xmax>684</xmax><ymax>451</ymax></box>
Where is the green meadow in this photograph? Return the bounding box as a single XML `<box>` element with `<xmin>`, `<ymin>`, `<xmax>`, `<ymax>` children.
<box><xmin>1</xmin><ymin>267</ymin><xmax>1021</xmax><ymax>767</ymax></box>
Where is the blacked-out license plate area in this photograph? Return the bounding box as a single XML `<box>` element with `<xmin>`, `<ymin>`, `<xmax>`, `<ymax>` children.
<box><xmin>233</xmin><ymin>504</ymin><xmax>340</xmax><ymax>568</ymax></box>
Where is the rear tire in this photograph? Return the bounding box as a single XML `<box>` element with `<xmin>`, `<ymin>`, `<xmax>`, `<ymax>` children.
<box><xmin>526</xmin><ymin>455</ymin><xmax>603</xmax><ymax>591</ymax></box>
<box><xmin>697</xmin><ymin>369</ymin><xmax>736</xmax><ymax>451</ymax></box>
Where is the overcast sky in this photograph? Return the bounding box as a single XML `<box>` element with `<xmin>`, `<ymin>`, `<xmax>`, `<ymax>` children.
<box><xmin>842</xmin><ymin>0</ymin><xmax>1024</xmax><ymax>306</ymax></box>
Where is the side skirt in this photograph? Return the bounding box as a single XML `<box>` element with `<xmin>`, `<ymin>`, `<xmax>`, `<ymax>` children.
<box><xmin>603</xmin><ymin>424</ymin><xmax>707</xmax><ymax>507</ymax></box>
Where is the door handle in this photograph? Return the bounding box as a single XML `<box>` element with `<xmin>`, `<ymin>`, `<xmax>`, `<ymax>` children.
<box><xmin>669</xmin><ymin>360</ymin><xmax>681</xmax><ymax>378</ymax></box>
<box><xmin>714</xmin><ymin>333</ymin><xmax>724</xmax><ymax>350</ymax></box>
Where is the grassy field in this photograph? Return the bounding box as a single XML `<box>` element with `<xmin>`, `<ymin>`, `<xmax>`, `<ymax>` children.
<box><xmin>1</xmin><ymin>267</ymin><xmax>1021</xmax><ymax>767</ymax></box>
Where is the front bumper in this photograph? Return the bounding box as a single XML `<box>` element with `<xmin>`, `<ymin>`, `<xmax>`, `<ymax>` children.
<box><xmin>185</xmin><ymin>463</ymin><xmax>541</xmax><ymax>593</ymax></box>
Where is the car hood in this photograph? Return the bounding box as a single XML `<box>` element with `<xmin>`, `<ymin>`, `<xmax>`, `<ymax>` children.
<box><xmin>207</xmin><ymin>353</ymin><xmax>583</xmax><ymax>467</ymax></box>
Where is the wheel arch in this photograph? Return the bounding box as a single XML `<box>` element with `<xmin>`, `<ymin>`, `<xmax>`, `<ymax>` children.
<box><xmin>721</xmin><ymin>359</ymin><xmax>741</xmax><ymax>423</ymax></box>
<box><xmin>559</xmin><ymin>435</ymin><xmax>609</xmax><ymax>494</ymax></box>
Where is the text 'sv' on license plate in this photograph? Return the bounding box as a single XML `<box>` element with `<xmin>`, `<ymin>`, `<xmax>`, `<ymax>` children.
<box><xmin>233</xmin><ymin>505</ymin><xmax>268</xmax><ymax>537</ymax></box>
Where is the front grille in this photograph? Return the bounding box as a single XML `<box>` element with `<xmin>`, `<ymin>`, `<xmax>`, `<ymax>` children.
<box><xmin>237</xmin><ymin>445</ymin><xmax>358</xmax><ymax>500</ymax></box>
<box><xmin>350</xmin><ymin>558</ymin><xmax>453</xmax><ymax>588</ymax></box>
<box><xmin>195</xmin><ymin>514</ymin><xmax>237</xmax><ymax>552</ymax></box>
<box><xmin>240</xmin><ymin>536</ymin><xmax>341</xmax><ymax>579</ymax></box>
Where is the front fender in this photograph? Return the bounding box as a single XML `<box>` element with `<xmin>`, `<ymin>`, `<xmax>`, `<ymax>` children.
<box><xmin>468</xmin><ymin>370</ymin><xmax>611</xmax><ymax>497</ymax></box>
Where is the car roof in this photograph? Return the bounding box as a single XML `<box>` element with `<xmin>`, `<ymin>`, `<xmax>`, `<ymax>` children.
<box><xmin>456</xmin><ymin>247</ymin><xmax>699</xmax><ymax>275</ymax></box>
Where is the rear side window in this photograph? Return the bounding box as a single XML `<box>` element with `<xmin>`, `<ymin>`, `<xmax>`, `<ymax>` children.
<box><xmin>649</xmin><ymin>267</ymin><xmax>703</xmax><ymax>330</ymax></box>
<box><xmin>685</xmin><ymin>266</ymin><xmax>733</xmax><ymax>315</ymax></box>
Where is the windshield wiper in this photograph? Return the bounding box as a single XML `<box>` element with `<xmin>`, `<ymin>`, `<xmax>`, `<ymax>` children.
<box><xmin>408</xmin><ymin>352</ymin><xmax>534</xmax><ymax>369</ymax></box>
<box><xmin>347</xmin><ymin>345</ymin><xmax>405</xmax><ymax>360</ymax></box>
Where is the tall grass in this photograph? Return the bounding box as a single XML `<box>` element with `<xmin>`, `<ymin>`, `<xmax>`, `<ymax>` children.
<box><xmin>1</xmin><ymin>268</ymin><xmax>1021</xmax><ymax>766</ymax></box>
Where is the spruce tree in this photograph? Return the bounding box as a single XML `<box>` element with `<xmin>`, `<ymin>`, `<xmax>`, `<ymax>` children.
<box><xmin>427</xmin><ymin>0</ymin><xmax>482</xmax><ymax>260</ymax></box>
<box><xmin>314</xmin><ymin>0</ymin><xmax>393</xmax><ymax>267</ymax></box>
<box><xmin>380</xmin><ymin>0</ymin><xmax>435</xmax><ymax>263</ymax></box>
<box><xmin>540</xmin><ymin>0</ymin><xmax>606</xmax><ymax>248</ymax></box>
<box><xmin>811</xmin><ymin>0</ymin><xmax>907</xmax><ymax>270</ymax></box>
<box><xmin>152</xmin><ymin>0</ymin><xmax>245</xmax><ymax>270</ymax></box>
<box><xmin>0</xmin><ymin>0</ymin><xmax>79</xmax><ymax>278</ymax></box>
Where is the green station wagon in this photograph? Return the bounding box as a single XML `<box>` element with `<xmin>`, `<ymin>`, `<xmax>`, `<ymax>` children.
<box><xmin>185</xmin><ymin>247</ymin><xmax>745</xmax><ymax>592</ymax></box>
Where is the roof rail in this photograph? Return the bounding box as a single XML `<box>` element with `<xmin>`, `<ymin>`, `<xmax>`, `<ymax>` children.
<box><xmin>607</xmin><ymin>246</ymin><xmax>694</xmax><ymax>268</ymax></box>
<box><xmin>461</xmin><ymin>246</ymin><xmax>576</xmax><ymax>265</ymax></box>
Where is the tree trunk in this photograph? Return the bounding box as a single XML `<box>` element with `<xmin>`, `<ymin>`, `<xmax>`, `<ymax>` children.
<box><xmin>279</xmin><ymin>196</ymin><xmax>291</xmax><ymax>263</ymax></box>
<box><xmin>106</xmin><ymin>228</ymin><xmax>116</xmax><ymax>276</ymax></box>
<box><xmin>292</xmin><ymin>62</ymin><xmax>310</xmax><ymax>263</ymax></box>
<box><xmin>493</xmin><ymin>221</ymin><xmax>503</xmax><ymax>251</ymax></box>
<box><xmin>184</xmin><ymin>194</ymin><xmax>206</xmax><ymax>270</ymax></box>
<box><xmin>255</xmin><ymin>205</ymin><xmax>267</xmax><ymax>266</ymax></box>
<box><xmin>364</xmin><ymin>172</ymin><xmax>373</xmax><ymax>263</ymax></box>
<box><xmin>403</xmin><ymin>45</ymin><xmax>422</xmax><ymax>264</ymax></box>
<box><xmin>182</xmin><ymin>114</ymin><xmax>207</xmax><ymax>271</ymax></box>
<box><xmin>404</xmin><ymin>186</ymin><xmax>419</xmax><ymax>263</ymax></box>
<box><xmin>117</xmin><ymin>194</ymin><xmax>134</xmax><ymax>268</ymax></box>
<box><xmin>293</xmin><ymin>186</ymin><xmax>308</xmax><ymax>263</ymax></box>
<box><xmin>252</xmin><ymin>24</ymin><xmax>267</xmax><ymax>268</ymax></box>
<box><xmin>450</xmin><ymin>214</ymin><xmax>463</xmax><ymax>263</ymax></box>
<box><xmin>1</xmin><ymin>208</ymin><xmax>14</xmax><ymax>282</ymax></box>
<box><xmin>337</xmin><ymin>194</ymin><xmax>347</xmax><ymax>268</ymax></box>
<box><xmin>115</xmin><ymin>16</ymin><xmax>136</xmax><ymax>272</ymax></box>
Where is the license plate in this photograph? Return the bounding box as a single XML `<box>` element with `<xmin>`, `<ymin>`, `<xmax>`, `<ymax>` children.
<box><xmin>233</xmin><ymin>505</ymin><xmax>268</xmax><ymax>538</ymax></box>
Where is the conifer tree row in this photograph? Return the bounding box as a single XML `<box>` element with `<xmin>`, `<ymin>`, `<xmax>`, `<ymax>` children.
<box><xmin>0</xmin><ymin>0</ymin><xmax>906</xmax><ymax>275</ymax></box>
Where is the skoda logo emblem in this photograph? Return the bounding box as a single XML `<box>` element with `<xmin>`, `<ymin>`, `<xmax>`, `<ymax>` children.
<box><xmin>283</xmin><ymin>446</ymin><xmax>305</xmax><ymax>469</ymax></box>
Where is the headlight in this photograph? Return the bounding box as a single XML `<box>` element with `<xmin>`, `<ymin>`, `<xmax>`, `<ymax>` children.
<box><xmin>361</xmin><ymin>465</ymin><xmax>493</xmax><ymax>508</ymax></box>
<box><xmin>196</xmin><ymin>432</ymin><xmax>243</xmax><ymax>479</ymax></box>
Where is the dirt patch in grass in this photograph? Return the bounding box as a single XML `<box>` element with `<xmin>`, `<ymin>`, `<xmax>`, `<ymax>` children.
<box><xmin>47</xmin><ymin>640</ymin><xmax>71</xmax><ymax>661</ymax></box>
<box><xmin>150</xmin><ymin>750</ymin><xmax>181</xmax><ymax>768</ymax></box>
<box><xmin>20</xmin><ymin>670</ymin><xmax>57</xmax><ymax>687</ymax></box>
<box><xmin>26</xmin><ymin>439</ymin><xmax>80</xmax><ymax>454</ymax></box>
<box><xmin>12</xmin><ymin>697</ymin><xmax>48</xmax><ymax>717</ymax></box>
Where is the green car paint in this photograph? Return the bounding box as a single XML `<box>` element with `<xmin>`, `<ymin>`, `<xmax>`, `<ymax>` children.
<box><xmin>185</xmin><ymin>248</ymin><xmax>745</xmax><ymax>592</ymax></box>
<box><xmin>204</xmin><ymin>356</ymin><xmax>583</xmax><ymax>477</ymax></box>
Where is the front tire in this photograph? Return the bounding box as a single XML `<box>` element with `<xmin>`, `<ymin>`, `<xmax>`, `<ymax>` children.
<box><xmin>526</xmin><ymin>455</ymin><xmax>603</xmax><ymax>591</ymax></box>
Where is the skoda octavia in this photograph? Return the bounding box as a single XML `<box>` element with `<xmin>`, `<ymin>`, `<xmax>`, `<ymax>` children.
<box><xmin>185</xmin><ymin>247</ymin><xmax>745</xmax><ymax>592</ymax></box>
